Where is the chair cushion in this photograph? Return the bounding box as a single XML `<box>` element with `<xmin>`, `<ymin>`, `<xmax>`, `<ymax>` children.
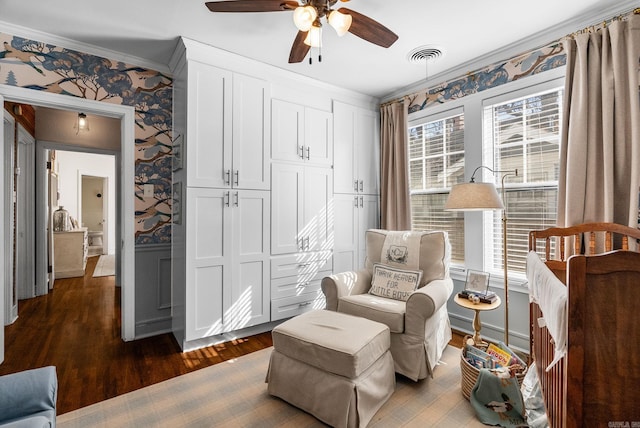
<box><xmin>272</xmin><ymin>310</ymin><xmax>390</xmax><ymax>379</ymax></box>
<box><xmin>338</xmin><ymin>294</ymin><xmax>406</xmax><ymax>334</ymax></box>
<box><xmin>365</xmin><ymin>229</ymin><xmax>450</xmax><ymax>288</ymax></box>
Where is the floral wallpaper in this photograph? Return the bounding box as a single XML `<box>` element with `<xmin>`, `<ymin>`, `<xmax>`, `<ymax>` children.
<box><xmin>405</xmin><ymin>41</ymin><xmax>566</xmax><ymax>113</ymax></box>
<box><xmin>0</xmin><ymin>33</ymin><xmax>173</xmax><ymax>244</ymax></box>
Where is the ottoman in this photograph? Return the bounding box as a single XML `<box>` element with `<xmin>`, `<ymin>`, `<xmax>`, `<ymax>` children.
<box><xmin>266</xmin><ymin>310</ymin><xmax>395</xmax><ymax>428</ymax></box>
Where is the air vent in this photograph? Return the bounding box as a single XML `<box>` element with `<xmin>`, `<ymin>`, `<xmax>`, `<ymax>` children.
<box><xmin>407</xmin><ymin>45</ymin><xmax>444</xmax><ymax>64</ymax></box>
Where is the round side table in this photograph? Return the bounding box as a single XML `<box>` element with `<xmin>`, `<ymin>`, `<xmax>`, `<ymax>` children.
<box><xmin>453</xmin><ymin>294</ymin><xmax>501</xmax><ymax>347</ymax></box>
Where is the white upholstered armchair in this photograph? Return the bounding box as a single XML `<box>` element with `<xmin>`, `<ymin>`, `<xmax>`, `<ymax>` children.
<box><xmin>321</xmin><ymin>229</ymin><xmax>453</xmax><ymax>381</ymax></box>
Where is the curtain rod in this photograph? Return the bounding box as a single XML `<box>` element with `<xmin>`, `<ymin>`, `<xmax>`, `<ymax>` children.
<box><xmin>379</xmin><ymin>97</ymin><xmax>405</xmax><ymax>108</ymax></box>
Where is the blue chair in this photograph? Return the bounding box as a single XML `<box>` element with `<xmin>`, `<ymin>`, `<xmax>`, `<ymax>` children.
<box><xmin>0</xmin><ymin>366</ymin><xmax>57</xmax><ymax>427</ymax></box>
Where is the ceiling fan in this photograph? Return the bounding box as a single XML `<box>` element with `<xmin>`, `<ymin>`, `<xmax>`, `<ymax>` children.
<box><xmin>205</xmin><ymin>0</ymin><xmax>398</xmax><ymax>64</ymax></box>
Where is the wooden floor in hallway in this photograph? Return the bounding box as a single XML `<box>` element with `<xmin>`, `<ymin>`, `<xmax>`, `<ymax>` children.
<box><xmin>0</xmin><ymin>255</ymin><xmax>273</xmax><ymax>415</ymax></box>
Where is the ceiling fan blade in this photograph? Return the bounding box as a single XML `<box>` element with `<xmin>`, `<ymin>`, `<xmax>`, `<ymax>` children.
<box><xmin>338</xmin><ymin>7</ymin><xmax>398</xmax><ymax>48</ymax></box>
<box><xmin>289</xmin><ymin>30</ymin><xmax>310</xmax><ymax>63</ymax></box>
<box><xmin>205</xmin><ymin>0</ymin><xmax>298</xmax><ymax>13</ymax></box>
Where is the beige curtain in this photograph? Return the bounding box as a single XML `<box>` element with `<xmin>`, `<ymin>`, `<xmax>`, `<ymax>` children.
<box><xmin>379</xmin><ymin>100</ymin><xmax>411</xmax><ymax>230</ymax></box>
<box><xmin>558</xmin><ymin>14</ymin><xmax>640</xmax><ymax>229</ymax></box>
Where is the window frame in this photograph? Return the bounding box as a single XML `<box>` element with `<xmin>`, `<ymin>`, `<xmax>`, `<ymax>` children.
<box><xmin>405</xmin><ymin>68</ymin><xmax>565</xmax><ymax>289</ymax></box>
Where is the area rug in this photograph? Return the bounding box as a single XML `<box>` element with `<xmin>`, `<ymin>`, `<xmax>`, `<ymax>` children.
<box><xmin>57</xmin><ymin>346</ymin><xmax>486</xmax><ymax>427</ymax></box>
<box><xmin>92</xmin><ymin>254</ymin><xmax>115</xmax><ymax>277</ymax></box>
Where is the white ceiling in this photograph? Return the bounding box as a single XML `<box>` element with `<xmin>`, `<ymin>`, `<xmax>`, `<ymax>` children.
<box><xmin>0</xmin><ymin>0</ymin><xmax>635</xmax><ymax>99</ymax></box>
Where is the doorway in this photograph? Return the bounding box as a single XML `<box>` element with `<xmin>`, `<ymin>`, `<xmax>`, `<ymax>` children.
<box><xmin>82</xmin><ymin>175</ymin><xmax>109</xmax><ymax>257</ymax></box>
<box><xmin>0</xmin><ymin>85</ymin><xmax>136</xmax><ymax>364</ymax></box>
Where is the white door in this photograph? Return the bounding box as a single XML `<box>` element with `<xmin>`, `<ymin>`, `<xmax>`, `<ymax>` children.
<box><xmin>271</xmin><ymin>163</ymin><xmax>303</xmax><ymax>255</ymax></box>
<box><xmin>304</xmin><ymin>107</ymin><xmax>332</xmax><ymax>166</ymax></box>
<box><xmin>332</xmin><ymin>193</ymin><xmax>359</xmax><ymax>273</ymax></box>
<box><xmin>332</xmin><ymin>101</ymin><xmax>357</xmax><ymax>194</ymax></box>
<box><xmin>356</xmin><ymin>109</ymin><xmax>379</xmax><ymax>195</ymax></box>
<box><xmin>228</xmin><ymin>190</ymin><xmax>270</xmax><ymax>331</ymax></box>
<box><xmin>271</xmin><ymin>99</ymin><xmax>304</xmax><ymax>163</ymax></box>
<box><xmin>232</xmin><ymin>74</ymin><xmax>270</xmax><ymax>190</ymax></box>
<box><xmin>303</xmin><ymin>165</ymin><xmax>332</xmax><ymax>252</ymax></box>
<box><xmin>185</xmin><ymin>187</ymin><xmax>231</xmax><ymax>341</ymax></box>
<box><xmin>15</xmin><ymin>127</ymin><xmax>36</xmax><ymax>300</ymax></box>
<box><xmin>0</xmin><ymin>95</ymin><xmax>6</xmax><ymax>363</ymax></box>
<box><xmin>187</xmin><ymin>61</ymin><xmax>232</xmax><ymax>188</ymax></box>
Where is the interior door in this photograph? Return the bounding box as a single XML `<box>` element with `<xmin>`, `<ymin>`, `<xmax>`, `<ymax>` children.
<box><xmin>1</xmin><ymin>94</ymin><xmax>6</xmax><ymax>364</ymax></box>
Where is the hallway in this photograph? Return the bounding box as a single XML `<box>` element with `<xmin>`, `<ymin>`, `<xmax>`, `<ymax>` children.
<box><xmin>0</xmin><ymin>256</ymin><xmax>273</xmax><ymax>415</ymax></box>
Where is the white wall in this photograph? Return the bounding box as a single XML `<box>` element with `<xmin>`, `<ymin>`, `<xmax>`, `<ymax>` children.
<box><xmin>55</xmin><ymin>150</ymin><xmax>116</xmax><ymax>254</ymax></box>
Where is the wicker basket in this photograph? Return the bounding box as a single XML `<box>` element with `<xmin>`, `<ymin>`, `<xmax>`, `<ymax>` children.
<box><xmin>460</xmin><ymin>341</ymin><xmax>527</xmax><ymax>400</ymax></box>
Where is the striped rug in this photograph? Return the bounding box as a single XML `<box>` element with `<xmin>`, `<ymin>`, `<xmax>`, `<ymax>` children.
<box><xmin>58</xmin><ymin>345</ymin><xmax>486</xmax><ymax>427</ymax></box>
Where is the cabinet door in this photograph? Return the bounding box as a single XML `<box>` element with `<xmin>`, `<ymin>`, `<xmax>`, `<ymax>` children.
<box><xmin>303</xmin><ymin>165</ymin><xmax>332</xmax><ymax>252</ymax></box>
<box><xmin>332</xmin><ymin>101</ymin><xmax>357</xmax><ymax>194</ymax></box>
<box><xmin>332</xmin><ymin>194</ymin><xmax>359</xmax><ymax>273</ymax></box>
<box><xmin>232</xmin><ymin>74</ymin><xmax>270</xmax><ymax>190</ymax></box>
<box><xmin>185</xmin><ymin>187</ymin><xmax>231</xmax><ymax>341</ymax></box>
<box><xmin>187</xmin><ymin>62</ymin><xmax>232</xmax><ymax>188</ymax></box>
<box><xmin>304</xmin><ymin>107</ymin><xmax>332</xmax><ymax>166</ymax></box>
<box><xmin>271</xmin><ymin>163</ymin><xmax>303</xmax><ymax>255</ymax></box>
<box><xmin>228</xmin><ymin>190</ymin><xmax>270</xmax><ymax>330</ymax></box>
<box><xmin>358</xmin><ymin>195</ymin><xmax>379</xmax><ymax>268</ymax></box>
<box><xmin>356</xmin><ymin>109</ymin><xmax>379</xmax><ymax>195</ymax></box>
<box><xmin>271</xmin><ymin>99</ymin><xmax>304</xmax><ymax>162</ymax></box>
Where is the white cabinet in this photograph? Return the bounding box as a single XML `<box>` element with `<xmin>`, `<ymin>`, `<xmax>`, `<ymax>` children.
<box><xmin>186</xmin><ymin>61</ymin><xmax>270</xmax><ymax>190</ymax></box>
<box><xmin>53</xmin><ymin>228</ymin><xmax>88</xmax><ymax>279</ymax></box>
<box><xmin>184</xmin><ymin>187</ymin><xmax>270</xmax><ymax>341</ymax></box>
<box><xmin>270</xmin><ymin>252</ymin><xmax>332</xmax><ymax>321</ymax></box>
<box><xmin>271</xmin><ymin>162</ymin><xmax>332</xmax><ymax>255</ymax></box>
<box><xmin>333</xmin><ymin>101</ymin><xmax>379</xmax><ymax>195</ymax></box>
<box><xmin>271</xmin><ymin>99</ymin><xmax>332</xmax><ymax>166</ymax></box>
<box><xmin>332</xmin><ymin>194</ymin><xmax>379</xmax><ymax>273</ymax></box>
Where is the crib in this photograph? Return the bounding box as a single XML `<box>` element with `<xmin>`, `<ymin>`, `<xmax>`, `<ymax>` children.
<box><xmin>528</xmin><ymin>222</ymin><xmax>640</xmax><ymax>428</ymax></box>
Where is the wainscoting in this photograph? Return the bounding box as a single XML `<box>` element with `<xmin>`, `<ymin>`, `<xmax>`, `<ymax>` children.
<box><xmin>134</xmin><ymin>244</ymin><xmax>172</xmax><ymax>338</ymax></box>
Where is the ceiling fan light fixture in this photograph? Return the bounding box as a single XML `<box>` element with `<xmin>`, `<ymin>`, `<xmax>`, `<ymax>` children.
<box><xmin>328</xmin><ymin>9</ymin><xmax>351</xmax><ymax>36</ymax></box>
<box><xmin>293</xmin><ymin>5</ymin><xmax>317</xmax><ymax>31</ymax></box>
<box><xmin>304</xmin><ymin>24</ymin><xmax>322</xmax><ymax>48</ymax></box>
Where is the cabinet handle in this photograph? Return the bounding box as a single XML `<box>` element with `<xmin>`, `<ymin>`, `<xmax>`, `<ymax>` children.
<box><xmin>234</xmin><ymin>170</ymin><xmax>239</xmax><ymax>186</ymax></box>
<box><xmin>224</xmin><ymin>191</ymin><xmax>230</xmax><ymax>207</ymax></box>
<box><xmin>298</xmin><ymin>145</ymin><xmax>304</xmax><ymax>159</ymax></box>
<box><xmin>359</xmin><ymin>196</ymin><xmax>363</xmax><ymax>208</ymax></box>
<box><xmin>359</xmin><ymin>180</ymin><xmax>363</xmax><ymax>192</ymax></box>
<box><xmin>299</xmin><ymin>237</ymin><xmax>304</xmax><ymax>251</ymax></box>
<box><xmin>224</xmin><ymin>169</ymin><xmax>231</xmax><ymax>185</ymax></box>
<box><xmin>306</xmin><ymin>146</ymin><xmax>310</xmax><ymax>160</ymax></box>
<box><xmin>304</xmin><ymin>236</ymin><xmax>310</xmax><ymax>250</ymax></box>
<box><xmin>298</xmin><ymin>302</ymin><xmax>311</xmax><ymax>308</ymax></box>
<box><xmin>234</xmin><ymin>192</ymin><xmax>239</xmax><ymax>207</ymax></box>
<box><xmin>354</xmin><ymin>180</ymin><xmax>359</xmax><ymax>192</ymax></box>
<box><xmin>354</xmin><ymin>196</ymin><xmax>358</xmax><ymax>207</ymax></box>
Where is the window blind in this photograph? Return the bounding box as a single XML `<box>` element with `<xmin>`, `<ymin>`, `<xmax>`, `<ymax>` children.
<box><xmin>408</xmin><ymin>113</ymin><xmax>465</xmax><ymax>264</ymax></box>
<box><xmin>483</xmin><ymin>88</ymin><xmax>563</xmax><ymax>274</ymax></box>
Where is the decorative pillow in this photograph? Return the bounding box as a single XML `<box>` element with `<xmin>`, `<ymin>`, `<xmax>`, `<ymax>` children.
<box><xmin>369</xmin><ymin>263</ymin><xmax>423</xmax><ymax>302</ymax></box>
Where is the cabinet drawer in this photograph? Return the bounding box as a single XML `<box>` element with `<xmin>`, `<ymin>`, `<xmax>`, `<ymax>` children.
<box><xmin>271</xmin><ymin>291</ymin><xmax>326</xmax><ymax>321</ymax></box>
<box><xmin>271</xmin><ymin>251</ymin><xmax>333</xmax><ymax>280</ymax></box>
<box><xmin>271</xmin><ymin>275</ymin><xmax>324</xmax><ymax>300</ymax></box>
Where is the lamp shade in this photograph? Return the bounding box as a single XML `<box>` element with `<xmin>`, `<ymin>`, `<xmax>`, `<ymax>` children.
<box><xmin>304</xmin><ymin>25</ymin><xmax>322</xmax><ymax>47</ymax></box>
<box><xmin>328</xmin><ymin>10</ymin><xmax>352</xmax><ymax>36</ymax></box>
<box><xmin>444</xmin><ymin>182</ymin><xmax>504</xmax><ymax>211</ymax></box>
<box><xmin>293</xmin><ymin>5</ymin><xmax>317</xmax><ymax>31</ymax></box>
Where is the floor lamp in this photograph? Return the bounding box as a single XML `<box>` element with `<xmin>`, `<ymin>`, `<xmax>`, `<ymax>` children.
<box><xmin>445</xmin><ymin>166</ymin><xmax>518</xmax><ymax>345</ymax></box>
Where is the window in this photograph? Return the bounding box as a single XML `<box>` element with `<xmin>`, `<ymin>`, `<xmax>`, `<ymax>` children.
<box><xmin>483</xmin><ymin>88</ymin><xmax>563</xmax><ymax>275</ymax></box>
<box><xmin>408</xmin><ymin>112</ymin><xmax>465</xmax><ymax>264</ymax></box>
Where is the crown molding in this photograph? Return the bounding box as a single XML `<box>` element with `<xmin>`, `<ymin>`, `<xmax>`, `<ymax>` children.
<box><xmin>0</xmin><ymin>20</ymin><xmax>172</xmax><ymax>75</ymax></box>
<box><xmin>381</xmin><ymin>0</ymin><xmax>639</xmax><ymax>102</ymax></box>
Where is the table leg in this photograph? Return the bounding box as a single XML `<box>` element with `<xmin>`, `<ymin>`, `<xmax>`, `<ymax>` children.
<box><xmin>472</xmin><ymin>309</ymin><xmax>484</xmax><ymax>346</ymax></box>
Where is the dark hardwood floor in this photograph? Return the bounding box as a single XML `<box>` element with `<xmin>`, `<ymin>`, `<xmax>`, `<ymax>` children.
<box><xmin>0</xmin><ymin>256</ymin><xmax>273</xmax><ymax>415</ymax></box>
<box><xmin>1</xmin><ymin>255</ymin><xmax>464</xmax><ymax>415</ymax></box>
